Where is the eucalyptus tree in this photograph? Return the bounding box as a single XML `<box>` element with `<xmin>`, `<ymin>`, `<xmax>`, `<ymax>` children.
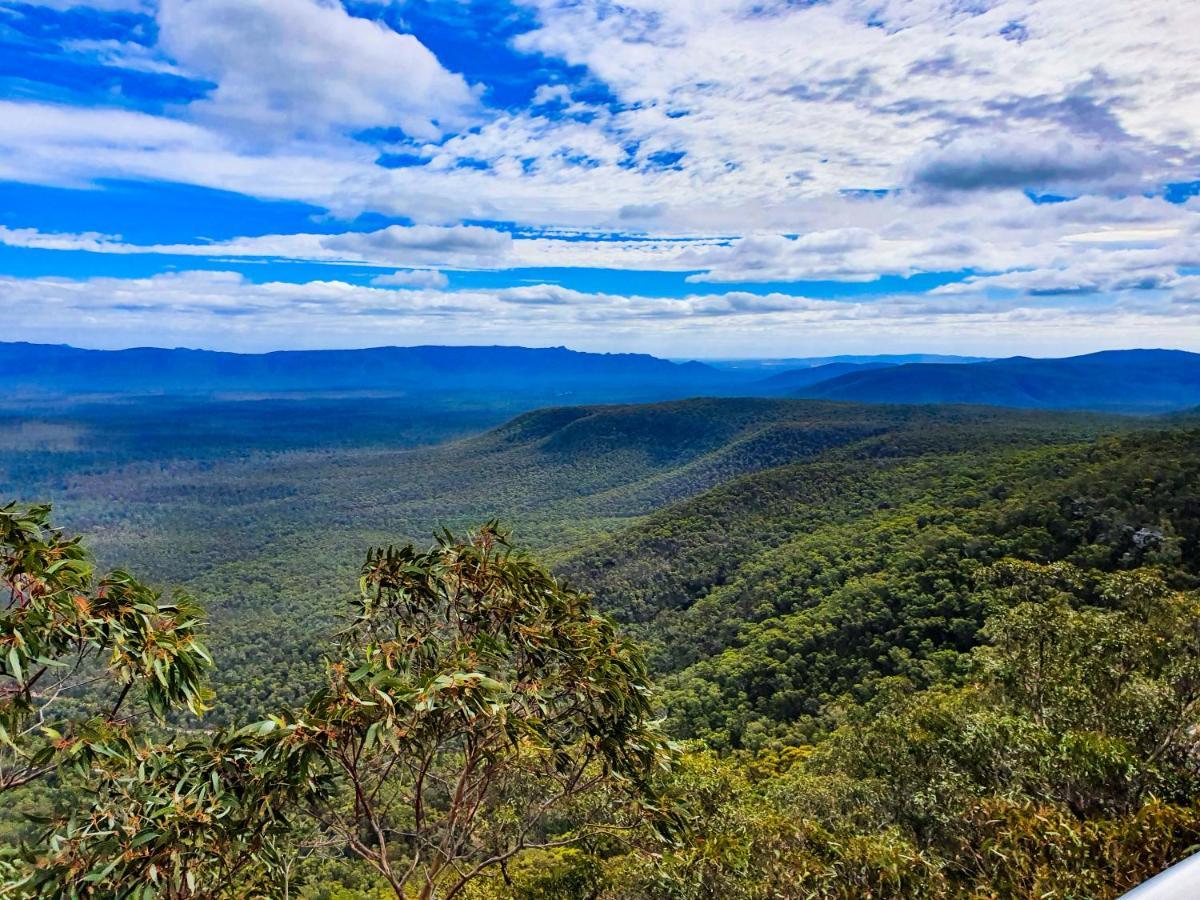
<box><xmin>1</xmin><ymin>502</ymin><xmax>211</xmax><ymax>794</ymax></box>
<box><xmin>258</xmin><ymin>523</ymin><xmax>678</xmax><ymax>899</ymax></box>
<box><xmin>15</xmin><ymin>522</ymin><xmax>675</xmax><ymax>899</ymax></box>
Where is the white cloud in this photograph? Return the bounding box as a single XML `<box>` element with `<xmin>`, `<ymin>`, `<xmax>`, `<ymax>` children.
<box><xmin>156</xmin><ymin>0</ymin><xmax>479</xmax><ymax>143</ymax></box>
<box><xmin>0</xmin><ymin>100</ymin><xmax>369</xmax><ymax>198</ymax></box>
<box><xmin>370</xmin><ymin>269</ymin><xmax>450</xmax><ymax>289</ymax></box>
<box><xmin>321</xmin><ymin>225</ymin><xmax>513</xmax><ymax>265</ymax></box>
<box><xmin>1</xmin><ymin>0</ymin><xmax>1199</xmax><ymax>346</ymax></box>
<box><xmin>1172</xmin><ymin>277</ymin><xmax>1200</xmax><ymax>306</ymax></box>
<box><xmin>908</xmin><ymin>132</ymin><xmax>1149</xmax><ymax>194</ymax></box>
<box><xmin>14</xmin><ymin>0</ymin><xmax>150</xmax><ymax>9</ymax></box>
<box><xmin>2</xmin><ymin>269</ymin><xmax>1198</xmax><ymax>358</ymax></box>
<box><xmin>508</xmin><ymin>0</ymin><xmax>1200</xmax><ymax>211</ymax></box>
<box><xmin>7</xmin><ymin>0</ymin><xmax>1198</xmax><ymax>234</ymax></box>
<box><xmin>0</xmin><ymin>223</ymin><xmax>519</xmax><ymax>269</ymax></box>
<box><xmin>60</xmin><ymin>39</ymin><xmax>189</xmax><ymax>76</ymax></box>
<box><xmin>1060</xmin><ymin>227</ymin><xmax>1187</xmax><ymax>245</ymax></box>
<box><xmin>1</xmin><ymin>188</ymin><xmax>1195</xmax><ymax>291</ymax></box>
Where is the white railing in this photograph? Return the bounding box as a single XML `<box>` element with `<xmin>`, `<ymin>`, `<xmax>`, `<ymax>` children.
<box><xmin>1120</xmin><ymin>851</ymin><xmax>1200</xmax><ymax>898</ymax></box>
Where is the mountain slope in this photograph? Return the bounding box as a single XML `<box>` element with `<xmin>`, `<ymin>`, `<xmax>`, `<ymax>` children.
<box><xmin>798</xmin><ymin>349</ymin><xmax>1200</xmax><ymax>412</ymax></box>
<box><xmin>562</xmin><ymin>423</ymin><xmax>1200</xmax><ymax>747</ymax></box>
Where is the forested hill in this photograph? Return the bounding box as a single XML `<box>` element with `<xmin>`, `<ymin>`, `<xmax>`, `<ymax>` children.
<box><xmin>562</xmin><ymin>422</ymin><xmax>1200</xmax><ymax>748</ymax></box>
<box><xmin>797</xmin><ymin>348</ymin><xmax>1200</xmax><ymax>411</ymax></box>
<box><xmin>0</xmin><ymin>341</ymin><xmax>735</xmax><ymax>399</ymax></box>
<box><xmin>0</xmin><ymin>395</ymin><xmax>1130</xmax><ymax>717</ymax></box>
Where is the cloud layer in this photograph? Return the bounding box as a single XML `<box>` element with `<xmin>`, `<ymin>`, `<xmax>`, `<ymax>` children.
<box><xmin>3</xmin><ymin>269</ymin><xmax>1198</xmax><ymax>357</ymax></box>
<box><xmin>0</xmin><ymin>0</ymin><xmax>1197</xmax><ymax>353</ymax></box>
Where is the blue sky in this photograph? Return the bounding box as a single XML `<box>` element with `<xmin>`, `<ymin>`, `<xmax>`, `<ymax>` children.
<box><xmin>0</xmin><ymin>0</ymin><xmax>1197</xmax><ymax>356</ymax></box>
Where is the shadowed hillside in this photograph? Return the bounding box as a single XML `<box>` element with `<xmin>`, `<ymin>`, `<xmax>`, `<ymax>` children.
<box><xmin>750</xmin><ymin>361</ymin><xmax>894</xmax><ymax>393</ymax></box>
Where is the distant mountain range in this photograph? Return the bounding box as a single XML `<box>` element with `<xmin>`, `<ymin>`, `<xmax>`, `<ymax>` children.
<box><xmin>752</xmin><ymin>361</ymin><xmax>894</xmax><ymax>392</ymax></box>
<box><xmin>702</xmin><ymin>353</ymin><xmax>989</xmax><ymax>372</ymax></box>
<box><xmin>2</xmin><ymin>342</ymin><xmax>1198</xmax><ymax>413</ymax></box>
<box><xmin>794</xmin><ymin>349</ymin><xmax>1200</xmax><ymax>413</ymax></box>
<box><xmin>0</xmin><ymin>342</ymin><xmax>730</xmax><ymax>401</ymax></box>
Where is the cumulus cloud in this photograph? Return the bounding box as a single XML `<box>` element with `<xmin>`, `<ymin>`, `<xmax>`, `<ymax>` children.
<box><xmin>509</xmin><ymin>0</ymin><xmax>1200</xmax><ymax>212</ymax></box>
<box><xmin>156</xmin><ymin>0</ymin><xmax>479</xmax><ymax>142</ymax></box>
<box><xmin>2</xmin><ymin>188</ymin><xmax>1196</xmax><ymax>293</ymax></box>
<box><xmin>2</xmin><ymin>0</ymin><xmax>1199</xmax><ymax>345</ymax></box>
<box><xmin>8</xmin><ymin>0</ymin><xmax>1199</xmax><ymax>232</ymax></box>
<box><xmin>932</xmin><ymin>239</ymin><xmax>1200</xmax><ymax>297</ymax></box>
<box><xmin>0</xmin><ymin>100</ymin><xmax>366</xmax><ymax>198</ymax></box>
<box><xmin>0</xmin><ymin>224</ymin><xmax>516</xmax><ymax>270</ymax></box>
<box><xmin>321</xmin><ymin>225</ymin><xmax>513</xmax><ymax>267</ymax></box>
<box><xmin>682</xmin><ymin>230</ymin><xmax>890</xmax><ymax>282</ymax></box>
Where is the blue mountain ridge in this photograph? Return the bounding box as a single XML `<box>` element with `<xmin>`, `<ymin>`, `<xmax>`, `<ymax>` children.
<box><xmin>2</xmin><ymin>343</ymin><xmax>1198</xmax><ymax>412</ymax></box>
<box><xmin>796</xmin><ymin>349</ymin><xmax>1200</xmax><ymax>412</ymax></box>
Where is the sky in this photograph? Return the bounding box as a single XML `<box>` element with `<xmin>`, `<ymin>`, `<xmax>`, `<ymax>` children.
<box><xmin>0</xmin><ymin>0</ymin><xmax>1198</xmax><ymax>358</ymax></box>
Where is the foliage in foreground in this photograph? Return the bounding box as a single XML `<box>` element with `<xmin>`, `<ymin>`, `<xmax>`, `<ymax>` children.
<box><xmin>489</xmin><ymin>562</ymin><xmax>1200</xmax><ymax>899</ymax></box>
<box><xmin>9</xmin><ymin>519</ymin><xmax>1200</xmax><ymax>899</ymax></box>
<box><xmin>8</xmin><ymin>519</ymin><xmax>675</xmax><ymax>899</ymax></box>
<box><xmin>0</xmin><ymin>501</ymin><xmax>211</xmax><ymax>795</ymax></box>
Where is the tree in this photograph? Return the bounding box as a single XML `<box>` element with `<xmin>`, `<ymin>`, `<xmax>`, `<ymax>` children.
<box><xmin>1</xmin><ymin>502</ymin><xmax>211</xmax><ymax>794</ymax></box>
<box><xmin>976</xmin><ymin>560</ymin><xmax>1200</xmax><ymax>815</ymax></box>
<box><xmin>16</xmin><ymin>726</ymin><xmax>316</xmax><ymax>899</ymax></box>
<box><xmin>18</xmin><ymin>523</ymin><xmax>677</xmax><ymax>899</ymax></box>
<box><xmin>797</xmin><ymin>560</ymin><xmax>1200</xmax><ymax>897</ymax></box>
<box><xmin>256</xmin><ymin>523</ymin><xmax>677</xmax><ymax>899</ymax></box>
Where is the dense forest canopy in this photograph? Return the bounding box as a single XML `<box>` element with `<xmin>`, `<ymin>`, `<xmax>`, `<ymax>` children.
<box><xmin>2</xmin><ymin>386</ymin><xmax>1199</xmax><ymax>897</ymax></box>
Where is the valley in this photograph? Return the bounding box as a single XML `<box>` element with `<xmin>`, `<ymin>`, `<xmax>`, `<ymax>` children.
<box><xmin>0</xmin><ymin>387</ymin><xmax>1161</xmax><ymax>721</ymax></box>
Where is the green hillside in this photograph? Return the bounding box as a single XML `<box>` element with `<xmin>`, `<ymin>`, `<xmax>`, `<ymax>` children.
<box><xmin>0</xmin><ymin>397</ymin><xmax>1128</xmax><ymax>721</ymax></box>
<box><xmin>564</xmin><ymin>427</ymin><xmax>1200</xmax><ymax>748</ymax></box>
